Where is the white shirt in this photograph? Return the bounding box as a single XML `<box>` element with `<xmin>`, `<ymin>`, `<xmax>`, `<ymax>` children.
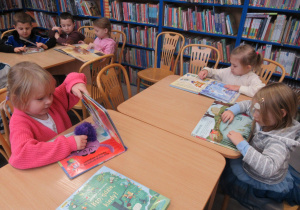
<box><xmin>31</xmin><ymin>114</ymin><xmax>58</xmax><ymax>133</ymax></box>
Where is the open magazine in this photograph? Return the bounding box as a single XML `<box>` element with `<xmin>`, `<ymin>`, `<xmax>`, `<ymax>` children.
<box><xmin>191</xmin><ymin>101</ymin><xmax>253</xmax><ymax>151</ymax></box>
<box><xmin>58</xmin><ymin>93</ymin><xmax>127</xmax><ymax>179</ymax></box>
<box><xmin>57</xmin><ymin>166</ymin><xmax>170</xmax><ymax>210</ymax></box>
<box><xmin>54</xmin><ymin>43</ymin><xmax>104</xmax><ymax>62</ymax></box>
<box><xmin>170</xmin><ymin>73</ymin><xmax>240</xmax><ymax>103</ymax></box>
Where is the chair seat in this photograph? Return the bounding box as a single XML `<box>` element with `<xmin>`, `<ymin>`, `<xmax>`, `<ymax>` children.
<box><xmin>137</xmin><ymin>68</ymin><xmax>174</xmax><ymax>83</ymax></box>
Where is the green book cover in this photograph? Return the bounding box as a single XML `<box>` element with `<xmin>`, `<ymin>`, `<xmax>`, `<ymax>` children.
<box><xmin>57</xmin><ymin>166</ymin><xmax>170</xmax><ymax>210</ymax></box>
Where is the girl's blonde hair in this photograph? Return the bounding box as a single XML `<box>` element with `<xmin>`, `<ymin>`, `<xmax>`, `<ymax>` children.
<box><xmin>93</xmin><ymin>17</ymin><xmax>112</xmax><ymax>37</ymax></box>
<box><xmin>252</xmin><ymin>82</ymin><xmax>297</xmax><ymax>131</ymax></box>
<box><xmin>7</xmin><ymin>61</ymin><xmax>56</xmax><ymax>110</ymax></box>
<box><xmin>231</xmin><ymin>44</ymin><xmax>263</xmax><ymax>72</ymax></box>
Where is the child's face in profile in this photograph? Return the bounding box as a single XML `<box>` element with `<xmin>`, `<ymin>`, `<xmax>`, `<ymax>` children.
<box><xmin>25</xmin><ymin>87</ymin><xmax>54</xmax><ymax>120</ymax></box>
<box><xmin>230</xmin><ymin>55</ymin><xmax>251</xmax><ymax>76</ymax></box>
<box><xmin>14</xmin><ymin>22</ymin><xmax>33</xmax><ymax>39</ymax></box>
<box><xmin>94</xmin><ymin>26</ymin><xmax>108</xmax><ymax>39</ymax></box>
<box><xmin>60</xmin><ymin>18</ymin><xmax>75</xmax><ymax>35</ymax></box>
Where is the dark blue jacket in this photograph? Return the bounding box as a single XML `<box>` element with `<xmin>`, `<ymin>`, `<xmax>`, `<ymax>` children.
<box><xmin>0</xmin><ymin>28</ymin><xmax>56</xmax><ymax>53</ymax></box>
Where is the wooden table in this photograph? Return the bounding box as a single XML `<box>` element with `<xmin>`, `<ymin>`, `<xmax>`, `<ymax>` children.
<box><xmin>0</xmin><ymin>110</ymin><xmax>225</xmax><ymax>209</ymax></box>
<box><xmin>118</xmin><ymin>75</ymin><xmax>251</xmax><ymax>159</ymax></box>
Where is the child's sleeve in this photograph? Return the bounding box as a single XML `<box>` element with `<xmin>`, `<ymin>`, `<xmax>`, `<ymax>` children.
<box><xmin>203</xmin><ymin>66</ymin><xmax>230</xmax><ymax>81</ymax></box>
<box><xmin>57</xmin><ymin>31</ymin><xmax>85</xmax><ymax>45</ymax></box>
<box><xmin>227</xmin><ymin>100</ymin><xmax>252</xmax><ymax>116</ymax></box>
<box><xmin>0</xmin><ymin>37</ymin><xmax>15</xmax><ymax>53</ymax></box>
<box><xmin>239</xmin><ymin>74</ymin><xmax>265</xmax><ymax>97</ymax></box>
<box><xmin>102</xmin><ymin>39</ymin><xmax>116</xmax><ymax>55</ymax></box>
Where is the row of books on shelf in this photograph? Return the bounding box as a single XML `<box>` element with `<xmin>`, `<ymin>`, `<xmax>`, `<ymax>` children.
<box><xmin>249</xmin><ymin>0</ymin><xmax>300</xmax><ymax>10</ymax></box>
<box><xmin>108</xmin><ymin>0</ymin><xmax>159</xmax><ymax>25</ymax></box>
<box><xmin>24</xmin><ymin>0</ymin><xmax>57</xmax><ymax>12</ymax></box>
<box><xmin>59</xmin><ymin>0</ymin><xmax>101</xmax><ymax>16</ymax></box>
<box><xmin>164</xmin><ymin>5</ymin><xmax>237</xmax><ymax>35</ymax></box>
<box><xmin>26</xmin><ymin>11</ymin><xmax>57</xmax><ymax>29</ymax></box>
<box><xmin>112</xmin><ymin>24</ymin><xmax>157</xmax><ymax>48</ymax></box>
<box><xmin>117</xmin><ymin>47</ymin><xmax>154</xmax><ymax>68</ymax></box>
<box><xmin>1</xmin><ymin>0</ymin><xmax>22</xmax><ymax>11</ymax></box>
<box><xmin>176</xmin><ymin>0</ymin><xmax>243</xmax><ymax>4</ymax></box>
<box><xmin>75</xmin><ymin>19</ymin><xmax>93</xmax><ymax>30</ymax></box>
<box><xmin>0</xmin><ymin>13</ymin><xmax>14</xmax><ymax>30</ymax></box>
<box><xmin>124</xmin><ymin>66</ymin><xmax>152</xmax><ymax>87</ymax></box>
<box><xmin>243</xmin><ymin>13</ymin><xmax>300</xmax><ymax>46</ymax></box>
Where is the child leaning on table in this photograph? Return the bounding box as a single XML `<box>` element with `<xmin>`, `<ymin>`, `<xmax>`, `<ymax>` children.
<box><xmin>7</xmin><ymin>61</ymin><xmax>90</xmax><ymax>169</ymax></box>
<box><xmin>220</xmin><ymin>83</ymin><xmax>300</xmax><ymax>209</ymax></box>
<box><xmin>0</xmin><ymin>12</ymin><xmax>56</xmax><ymax>53</ymax></box>
<box><xmin>198</xmin><ymin>44</ymin><xmax>265</xmax><ymax>97</ymax></box>
<box><xmin>49</xmin><ymin>12</ymin><xmax>85</xmax><ymax>45</ymax></box>
<box><xmin>80</xmin><ymin>17</ymin><xmax>116</xmax><ymax>55</ymax></box>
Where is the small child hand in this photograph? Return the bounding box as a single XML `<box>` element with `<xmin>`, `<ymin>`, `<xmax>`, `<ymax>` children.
<box><xmin>78</xmin><ymin>41</ymin><xmax>85</xmax><ymax>44</ymax></box>
<box><xmin>54</xmin><ymin>32</ymin><xmax>60</xmax><ymax>39</ymax></box>
<box><xmin>74</xmin><ymin>135</ymin><xmax>88</xmax><ymax>150</ymax></box>
<box><xmin>221</xmin><ymin>110</ymin><xmax>234</xmax><ymax>123</ymax></box>
<box><xmin>14</xmin><ymin>45</ymin><xmax>26</xmax><ymax>53</ymax></box>
<box><xmin>227</xmin><ymin>131</ymin><xmax>244</xmax><ymax>146</ymax></box>
<box><xmin>86</xmin><ymin>43</ymin><xmax>95</xmax><ymax>50</ymax></box>
<box><xmin>71</xmin><ymin>83</ymin><xmax>90</xmax><ymax>99</ymax></box>
<box><xmin>225</xmin><ymin>85</ymin><xmax>240</xmax><ymax>92</ymax></box>
<box><xmin>198</xmin><ymin>70</ymin><xmax>208</xmax><ymax>80</ymax></box>
<box><xmin>52</xmin><ymin>26</ymin><xmax>62</xmax><ymax>34</ymax></box>
<box><xmin>36</xmin><ymin>42</ymin><xmax>48</xmax><ymax>50</ymax></box>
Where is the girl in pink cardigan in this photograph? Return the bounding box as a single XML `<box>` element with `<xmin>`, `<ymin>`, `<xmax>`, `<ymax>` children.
<box><xmin>7</xmin><ymin>61</ymin><xmax>89</xmax><ymax>169</ymax></box>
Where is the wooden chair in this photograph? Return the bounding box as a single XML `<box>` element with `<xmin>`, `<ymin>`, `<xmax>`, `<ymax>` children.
<box><xmin>72</xmin><ymin>54</ymin><xmax>115</xmax><ymax>119</ymax></box>
<box><xmin>254</xmin><ymin>58</ymin><xmax>286</xmax><ymax>85</ymax></box>
<box><xmin>0</xmin><ymin>88</ymin><xmax>13</xmax><ymax>162</ymax></box>
<box><xmin>180</xmin><ymin>44</ymin><xmax>220</xmax><ymax>76</ymax></box>
<box><xmin>96</xmin><ymin>63</ymin><xmax>132</xmax><ymax>110</ymax></box>
<box><xmin>78</xmin><ymin>26</ymin><xmax>95</xmax><ymax>44</ymax></box>
<box><xmin>136</xmin><ymin>31</ymin><xmax>185</xmax><ymax>93</ymax></box>
<box><xmin>1</xmin><ymin>29</ymin><xmax>15</xmax><ymax>39</ymax></box>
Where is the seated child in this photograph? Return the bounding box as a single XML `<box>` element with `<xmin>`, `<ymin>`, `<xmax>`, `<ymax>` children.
<box><xmin>7</xmin><ymin>61</ymin><xmax>89</xmax><ymax>169</ymax></box>
<box><xmin>221</xmin><ymin>83</ymin><xmax>300</xmax><ymax>208</ymax></box>
<box><xmin>198</xmin><ymin>44</ymin><xmax>265</xmax><ymax>97</ymax></box>
<box><xmin>81</xmin><ymin>17</ymin><xmax>116</xmax><ymax>55</ymax></box>
<box><xmin>0</xmin><ymin>12</ymin><xmax>56</xmax><ymax>53</ymax></box>
<box><xmin>49</xmin><ymin>12</ymin><xmax>85</xmax><ymax>45</ymax></box>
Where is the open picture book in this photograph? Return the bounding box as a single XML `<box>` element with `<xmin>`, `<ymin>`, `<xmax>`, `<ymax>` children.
<box><xmin>58</xmin><ymin>93</ymin><xmax>127</xmax><ymax>179</ymax></box>
<box><xmin>54</xmin><ymin>43</ymin><xmax>104</xmax><ymax>62</ymax></box>
<box><xmin>191</xmin><ymin>101</ymin><xmax>253</xmax><ymax>151</ymax></box>
<box><xmin>57</xmin><ymin>166</ymin><xmax>170</xmax><ymax>210</ymax></box>
<box><xmin>170</xmin><ymin>73</ymin><xmax>240</xmax><ymax>103</ymax></box>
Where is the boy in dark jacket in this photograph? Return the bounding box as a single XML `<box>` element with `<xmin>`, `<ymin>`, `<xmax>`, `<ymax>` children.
<box><xmin>49</xmin><ymin>12</ymin><xmax>85</xmax><ymax>45</ymax></box>
<box><xmin>0</xmin><ymin>12</ymin><xmax>56</xmax><ymax>53</ymax></box>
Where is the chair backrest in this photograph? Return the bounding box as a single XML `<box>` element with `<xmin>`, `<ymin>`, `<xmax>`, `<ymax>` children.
<box><xmin>180</xmin><ymin>44</ymin><xmax>220</xmax><ymax>76</ymax></box>
<box><xmin>78</xmin><ymin>26</ymin><xmax>95</xmax><ymax>44</ymax></box>
<box><xmin>79</xmin><ymin>54</ymin><xmax>115</xmax><ymax>107</ymax></box>
<box><xmin>255</xmin><ymin>58</ymin><xmax>286</xmax><ymax>85</ymax></box>
<box><xmin>154</xmin><ymin>32</ymin><xmax>185</xmax><ymax>72</ymax></box>
<box><xmin>1</xmin><ymin>29</ymin><xmax>15</xmax><ymax>39</ymax></box>
<box><xmin>96</xmin><ymin>63</ymin><xmax>132</xmax><ymax>110</ymax></box>
<box><xmin>111</xmin><ymin>30</ymin><xmax>126</xmax><ymax>64</ymax></box>
<box><xmin>0</xmin><ymin>88</ymin><xmax>13</xmax><ymax>161</ymax></box>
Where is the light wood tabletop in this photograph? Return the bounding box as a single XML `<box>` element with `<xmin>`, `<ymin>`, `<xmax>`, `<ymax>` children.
<box><xmin>118</xmin><ymin>75</ymin><xmax>251</xmax><ymax>159</ymax></box>
<box><xmin>0</xmin><ymin>110</ymin><xmax>225</xmax><ymax>209</ymax></box>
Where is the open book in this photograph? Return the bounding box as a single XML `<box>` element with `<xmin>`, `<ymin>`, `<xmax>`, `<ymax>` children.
<box><xmin>191</xmin><ymin>101</ymin><xmax>253</xmax><ymax>151</ymax></box>
<box><xmin>58</xmin><ymin>93</ymin><xmax>127</xmax><ymax>179</ymax></box>
<box><xmin>170</xmin><ymin>73</ymin><xmax>240</xmax><ymax>103</ymax></box>
<box><xmin>57</xmin><ymin>166</ymin><xmax>170</xmax><ymax>210</ymax></box>
<box><xmin>22</xmin><ymin>47</ymin><xmax>44</xmax><ymax>54</ymax></box>
<box><xmin>54</xmin><ymin>44</ymin><xmax>104</xmax><ymax>62</ymax></box>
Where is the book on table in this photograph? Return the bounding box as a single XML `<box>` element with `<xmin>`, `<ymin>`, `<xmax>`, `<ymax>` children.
<box><xmin>54</xmin><ymin>44</ymin><xmax>104</xmax><ymax>62</ymax></box>
<box><xmin>191</xmin><ymin>100</ymin><xmax>253</xmax><ymax>151</ymax></box>
<box><xmin>58</xmin><ymin>93</ymin><xmax>127</xmax><ymax>179</ymax></box>
<box><xmin>170</xmin><ymin>73</ymin><xmax>240</xmax><ymax>103</ymax></box>
<box><xmin>22</xmin><ymin>47</ymin><xmax>44</xmax><ymax>55</ymax></box>
<box><xmin>57</xmin><ymin>166</ymin><xmax>170</xmax><ymax>210</ymax></box>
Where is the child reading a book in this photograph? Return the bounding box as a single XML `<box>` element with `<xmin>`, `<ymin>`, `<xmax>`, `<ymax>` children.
<box><xmin>0</xmin><ymin>12</ymin><xmax>56</xmax><ymax>53</ymax></box>
<box><xmin>198</xmin><ymin>44</ymin><xmax>265</xmax><ymax>97</ymax></box>
<box><xmin>7</xmin><ymin>61</ymin><xmax>90</xmax><ymax>169</ymax></box>
<box><xmin>49</xmin><ymin>12</ymin><xmax>85</xmax><ymax>45</ymax></box>
<box><xmin>221</xmin><ymin>83</ymin><xmax>300</xmax><ymax>208</ymax></box>
<box><xmin>80</xmin><ymin>17</ymin><xmax>116</xmax><ymax>55</ymax></box>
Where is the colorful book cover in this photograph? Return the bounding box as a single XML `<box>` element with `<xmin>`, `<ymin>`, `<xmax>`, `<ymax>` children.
<box><xmin>191</xmin><ymin>101</ymin><xmax>253</xmax><ymax>151</ymax></box>
<box><xmin>54</xmin><ymin>44</ymin><xmax>104</xmax><ymax>62</ymax></box>
<box><xmin>58</xmin><ymin>93</ymin><xmax>127</xmax><ymax>179</ymax></box>
<box><xmin>170</xmin><ymin>73</ymin><xmax>240</xmax><ymax>103</ymax></box>
<box><xmin>57</xmin><ymin>166</ymin><xmax>170</xmax><ymax>210</ymax></box>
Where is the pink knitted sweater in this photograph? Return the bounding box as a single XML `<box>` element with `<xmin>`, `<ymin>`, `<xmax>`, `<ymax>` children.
<box><xmin>9</xmin><ymin>73</ymin><xmax>87</xmax><ymax>169</ymax></box>
<box><xmin>93</xmin><ymin>37</ymin><xmax>116</xmax><ymax>55</ymax></box>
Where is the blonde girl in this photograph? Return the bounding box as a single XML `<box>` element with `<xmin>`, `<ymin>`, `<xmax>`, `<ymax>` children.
<box><xmin>198</xmin><ymin>44</ymin><xmax>265</xmax><ymax>97</ymax></box>
<box><xmin>221</xmin><ymin>83</ymin><xmax>300</xmax><ymax>209</ymax></box>
<box><xmin>8</xmin><ymin>61</ymin><xmax>89</xmax><ymax>169</ymax></box>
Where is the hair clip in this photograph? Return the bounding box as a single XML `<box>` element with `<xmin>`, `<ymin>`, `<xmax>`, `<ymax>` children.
<box><xmin>256</xmin><ymin>52</ymin><xmax>259</xmax><ymax>55</ymax></box>
<box><xmin>253</xmin><ymin>98</ymin><xmax>264</xmax><ymax>110</ymax></box>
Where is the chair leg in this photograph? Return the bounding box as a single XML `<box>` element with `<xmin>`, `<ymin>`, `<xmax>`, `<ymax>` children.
<box><xmin>137</xmin><ymin>76</ymin><xmax>141</xmax><ymax>93</ymax></box>
<box><xmin>221</xmin><ymin>194</ymin><xmax>230</xmax><ymax>210</ymax></box>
